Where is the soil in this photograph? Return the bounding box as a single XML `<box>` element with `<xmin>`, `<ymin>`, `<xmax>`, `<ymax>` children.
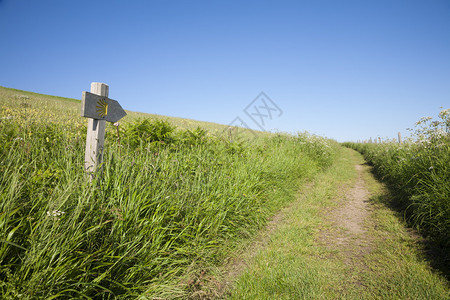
<box><xmin>318</xmin><ymin>163</ymin><xmax>374</xmax><ymax>280</ymax></box>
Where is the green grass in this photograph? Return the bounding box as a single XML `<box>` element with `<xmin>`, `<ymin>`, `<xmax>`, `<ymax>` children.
<box><xmin>342</xmin><ymin>109</ymin><xmax>450</xmax><ymax>250</ymax></box>
<box><xmin>2</xmin><ymin>86</ymin><xmax>448</xmax><ymax>298</ymax></box>
<box><xmin>227</xmin><ymin>147</ymin><xmax>356</xmax><ymax>299</ymax></box>
<box><xmin>0</xmin><ymin>86</ymin><xmax>338</xmax><ymax>298</ymax></box>
<box><xmin>357</xmin><ymin>150</ymin><xmax>449</xmax><ymax>299</ymax></box>
<box><xmin>228</xmin><ymin>148</ymin><xmax>449</xmax><ymax>299</ymax></box>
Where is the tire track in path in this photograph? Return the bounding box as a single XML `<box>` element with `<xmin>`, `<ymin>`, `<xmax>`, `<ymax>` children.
<box><xmin>320</xmin><ymin>163</ymin><xmax>373</xmax><ymax>264</ymax></box>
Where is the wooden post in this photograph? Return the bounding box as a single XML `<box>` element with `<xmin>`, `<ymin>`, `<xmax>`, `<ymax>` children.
<box><xmin>228</xmin><ymin>126</ymin><xmax>233</xmax><ymax>143</ymax></box>
<box><xmin>81</xmin><ymin>82</ymin><xmax>126</xmax><ymax>180</ymax></box>
<box><xmin>84</xmin><ymin>83</ymin><xmax>108</xmax><ymax>176</ymax></box>
<box><xmin>398</xmin><ymin>132</ymin><xmax>402</xmax><ymax>144</ymax></box>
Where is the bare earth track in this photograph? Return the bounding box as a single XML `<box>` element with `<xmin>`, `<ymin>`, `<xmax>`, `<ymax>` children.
<box><xmin>318</xmin><ymin>163</ymin><xmax>374</xmax><ymax>286</ymax></box>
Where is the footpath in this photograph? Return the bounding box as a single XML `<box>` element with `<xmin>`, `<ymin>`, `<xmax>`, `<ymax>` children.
<box><xmin>223</xmin><ymin>148</ymin><xmax>449</xmax><ymax>299</ymax></box>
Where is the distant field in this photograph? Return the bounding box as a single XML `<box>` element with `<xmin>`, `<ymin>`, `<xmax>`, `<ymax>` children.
<box><xmin>0</xmin><ymin>85</ymin><xmax>237</xmax><ymax>134</ymax></box>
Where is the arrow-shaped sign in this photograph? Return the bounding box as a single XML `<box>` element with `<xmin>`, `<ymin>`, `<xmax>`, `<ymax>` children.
<box><xmin>81</xmin><ymin>91</ymin><xmax>126</xmax><ymax>123</ymax></box>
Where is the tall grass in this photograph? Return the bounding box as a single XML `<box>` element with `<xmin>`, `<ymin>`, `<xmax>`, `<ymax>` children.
<box><xmin>343</xmin><ymin>109</ymin><xmax>450</xmax><ymax>250</ymax></box>
<box><xmin>0</xmin><ymin>87</ymin><xmax>338</xmax><ymax>298</ymax></box>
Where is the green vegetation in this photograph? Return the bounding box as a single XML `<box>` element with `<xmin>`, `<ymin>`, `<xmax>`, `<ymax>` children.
<box><xmin>1</xmin><ymin>86</ymin><xmax>448</xmax><ymax>298</ymax></box>
<box><xmin>229</xmin><ymin>148</ymin><xmax>449</xmax><ymax>299</ymax></box>
<box><xmin>343</xmin><ymin>109</ymin><xmax>450</xmax><ymax>249</ymax></box>
<box><xmin>0</xmin><ymin>86</ymin><xmax>337</xmax><ymax>298</ymax></box>
<box><xmin>228</xmin><ymin>147</ymin><xmax>355</xmax><ymax>299</ymax></box>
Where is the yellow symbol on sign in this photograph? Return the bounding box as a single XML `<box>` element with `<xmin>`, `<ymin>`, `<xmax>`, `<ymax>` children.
<box><xmin>96</xmin><ymin>98</ymin><xmax>108</xmax><ymax>117</ymax></box>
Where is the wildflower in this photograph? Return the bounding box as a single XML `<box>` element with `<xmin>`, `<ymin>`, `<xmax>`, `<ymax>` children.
<box><xmin>13</xmin><ymin>137</ymin><xmax>23</xmax><ymax>141</ymax></box>
<box><xmin>46</xmin><ymin>210</ymin><xmax>65</xmax><ymax>217</ymax></box>
<box><xmin>429</xmin><ymin>166</ymin><xmax>434</xmax><ymax>171</ymax></box>
<box><xmin>113</xmin><ymin>122</ymin><xmax>120</xmax><ymax>127</ymax></box>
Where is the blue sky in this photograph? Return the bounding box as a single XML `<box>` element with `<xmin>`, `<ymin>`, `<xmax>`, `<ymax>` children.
<box><xmin>1</xmin><ymin>0</ymin><xmax>449</xmax><ymax>142</ymax></box>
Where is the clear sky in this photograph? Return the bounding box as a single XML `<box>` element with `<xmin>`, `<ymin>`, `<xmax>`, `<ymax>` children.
<box><xmin>1</xmin><ymin>0</ymin><xmax>449</xmax><ymax>142</ymax></box>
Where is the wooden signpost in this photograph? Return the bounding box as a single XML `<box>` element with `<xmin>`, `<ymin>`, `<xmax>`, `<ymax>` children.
<box><xmin>81</xmin><ymin>82</ymin><xmax>126</xmax><ymax>179</ymax></box>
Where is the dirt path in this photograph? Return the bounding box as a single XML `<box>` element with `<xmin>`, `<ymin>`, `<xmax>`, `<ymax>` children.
<box><xmin>219</xmin><ymin>148</ymin><xmax>449</xmax><ymax>299</ymax></box>
<box><xmin>319</xmin><ymin>163</ymin><xmax>373</xmax><ymax>273</ymax></box>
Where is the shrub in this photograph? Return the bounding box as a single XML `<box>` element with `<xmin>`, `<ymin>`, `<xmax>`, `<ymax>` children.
<box><xmin>123</xmin><ymin>119</ymin><xmax>175</xmax><ymax>149</ymax></box>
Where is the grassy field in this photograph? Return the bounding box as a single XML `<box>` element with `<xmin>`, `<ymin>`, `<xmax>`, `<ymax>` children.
<box><xmin>0</xmin><ymin>86</ymin><xmax>338</xmax><ymax>299</ymax></box>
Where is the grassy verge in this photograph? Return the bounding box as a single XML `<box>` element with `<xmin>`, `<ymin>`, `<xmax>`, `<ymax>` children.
<box><xmin>357</xmin><ymin>153</ymin><xmax>449</xmax><ymax>298</ymax></box>
<box><xmin>342</xmin><ymin>140</ymin><xmax>450</xmax><ymax>250</ymax></box>
<box><xmin>0</xmin><ymin>86</ymin><xmax>338</xmax><ymax>298</ymax></box>
<box><xmin>228</xmin><ymin>148</ymin><xmax>449</xmax><ymax>299</ymax></box>
<box><xmin>343</xmin><ymin>109</ymin><xmax>449</xmax><ymax>250</ymax></box>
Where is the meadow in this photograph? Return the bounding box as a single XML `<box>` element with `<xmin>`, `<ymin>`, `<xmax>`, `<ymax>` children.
<box><xmin>343</xmin><ymin>109</ymin><xmax>450</xmax><ymax>251</ymax></box>
<box><xmin>0</xmin><ymin>86</ymin><xmax>338</xmax><ymax>299</ymax></box>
